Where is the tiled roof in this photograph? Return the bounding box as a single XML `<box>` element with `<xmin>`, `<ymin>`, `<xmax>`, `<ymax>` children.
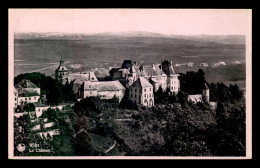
<box><xmin>83</xmin><ymin>80</ymin><xmax>125</xmax><ymax>91</ymax></box>
<box><xmin>19</xmin><ymin>88</ymin><xmax>39</xmax><ymax>97</ymax></box>
<box><xmin>137</xmin><ymin>65</ymin><xmax>165</xmax><ymax>77</ymax></box>
<box><xmin>68</xmin><ymin>72</ymin><xmax>98</xmax><ymax>84</ymax></box>
<box><xmin>131</xmin><ymin>77</ymin><xmax>153</xmax><ymax>88</ymax></box>
<box><xmin>15</xmin><ymin>79</ymin><xmax>39</xmax><ymax>89</ymax></box>
<box><xmin>33</xmin><ymin>102</ymin><xmax>49</xmax><ymax>107</ymax></box>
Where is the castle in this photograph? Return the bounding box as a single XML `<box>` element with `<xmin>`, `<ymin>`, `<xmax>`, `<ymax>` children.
<box><xmin>54</xmin><ymin>58</ymin><xmax>217</xmax><ymax>108</ymax></box>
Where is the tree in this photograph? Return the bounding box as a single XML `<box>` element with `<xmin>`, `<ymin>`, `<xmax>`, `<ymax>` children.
<box><xmin>176</xmin><ymin>91</ymin><xmax>188</xmax><ymax>108</ymax></box>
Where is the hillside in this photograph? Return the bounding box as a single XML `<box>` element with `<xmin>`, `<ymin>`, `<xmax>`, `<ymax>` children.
<box><xmin>14</xmin><ymin>32</ymin><xmax>246</xmax><ymax>77</ymax></box>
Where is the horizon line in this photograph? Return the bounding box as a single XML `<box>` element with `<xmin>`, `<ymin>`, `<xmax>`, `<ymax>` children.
<box><xmin>14</xmin><ymin>31</ymin><xmax>246</xmax><ymax>37</ymax></box>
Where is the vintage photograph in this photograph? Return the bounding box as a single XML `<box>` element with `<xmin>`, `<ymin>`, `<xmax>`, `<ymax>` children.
<box><xmin>8</xmin><ymin>9</ymin><xmax>252</xmax><ymax>159</ymax></box>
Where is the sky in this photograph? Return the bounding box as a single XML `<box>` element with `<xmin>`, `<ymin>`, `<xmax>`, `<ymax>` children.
<box><xmin>9</xmin><ymin>9</ymin><xmax>251</xmax><ymax>36</ymax></box>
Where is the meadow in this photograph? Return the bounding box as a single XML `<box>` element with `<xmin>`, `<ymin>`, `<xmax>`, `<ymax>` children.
<box><xmin>14</xmin><ymin>34</ymin><xmax>246</xmax><ymax>89</ymax></box>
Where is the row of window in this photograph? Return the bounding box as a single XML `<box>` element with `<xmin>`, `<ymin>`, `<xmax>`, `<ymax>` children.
<box><xmin>171</xmin><ymin>81</ymin><xmax>178</xmax><ymax>85</ymax></box>
<box><xmin>130</xmin><ymin>93</ymin><xmax>153</xmax><ymax>98</ymax></box>
<box><xmin>131</xmin><ymin>87</ymin><xmax>152</xmax><ymax>93</ymax></box>
<box><xmin>21</xmin><ymin>97</ymin><xmax>37</xmax><ymax>101</ymax></box>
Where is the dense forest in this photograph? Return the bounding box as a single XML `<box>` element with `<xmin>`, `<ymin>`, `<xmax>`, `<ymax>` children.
<box><xmin>14</xmin><ymin>69</ymin><xmax>245</xmax><ymax>156</ymax></box>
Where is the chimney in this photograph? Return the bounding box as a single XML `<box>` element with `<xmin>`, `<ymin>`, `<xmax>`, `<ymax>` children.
<box><xmin>170</xmin><ymin>60</ymin><xmax>172</xmax><ymax>66</ymax></box>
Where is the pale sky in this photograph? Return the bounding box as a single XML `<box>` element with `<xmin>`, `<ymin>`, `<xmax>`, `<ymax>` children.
<box><xmin>9</xmin><ymin>9</ymin><xmax>251</xmax><ymax>35</ymax></box>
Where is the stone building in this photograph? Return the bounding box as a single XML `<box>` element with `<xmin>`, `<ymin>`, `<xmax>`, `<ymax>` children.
<box><xmin>161</xmin><ymin>60</ymin><xmax>180</xmax><ymax>94</ymax></box>
<box><xmin>55</xmin><ymin>57</ymin><xmax>68</xmax><ymax>84</ymax></box>
<box><xmin>137</xmin><ymin>64</ymin><xmax>167</xmax><ymax>92</ymax></box>
<box><xmin>67</xmin><ymin>72</ymin><xmax>98</xmax><ymax>96</ymax></box>
<box><xmin>187</xmin><ymin>83</ymin><xmax>217</xmax><ymax>109</ymax></box>
<box><xmin>129</xmin><ymin>77</ymin><xmax>154</xmax><ymax>107</ymax></box>
<box><xmin>79</xmin><ymin>80</ymin><xmax>126</xmax><ymax>102</ymax></box>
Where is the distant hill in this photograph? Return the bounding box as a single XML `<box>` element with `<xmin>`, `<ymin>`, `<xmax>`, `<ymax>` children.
<box><xmin>170</xmin><ymin>35</ymin><xmax>245</xmax><ymax>45</ymax></box>
<box><xmin>14</xmin><ymin>32</ymin><xmax>245</xmax><ymax>45</ymax></box>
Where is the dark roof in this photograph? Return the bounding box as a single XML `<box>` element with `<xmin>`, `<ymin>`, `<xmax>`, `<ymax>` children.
<box><xmin>19</xmin><ymin>88</ymin><xmax>39</xmax><ymax>97</ymax></box>
<box><xmin>15</xmin><ymin>79</ymin><xmax>39</xmax><ymax>89</ymax></box>
<box><xmin>55</xmin><ymin>58</ymin><xmax>68</xmax><ymax>71</ymax></box>
<box><xmin>161</xmin><ymin>60</ymin><xmax>176</xmax><ymax>75</ymax></box>
<box><xmin>122</xmin><ymin>60</ymin><xmax>132</xmax><ymax>69</ymax></box>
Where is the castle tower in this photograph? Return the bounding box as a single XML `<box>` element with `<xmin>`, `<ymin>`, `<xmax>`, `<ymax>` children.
<box><xmin>55</xmin><ymin>57</ymin><xmax>68</xmax><ymax>84</ymax></box>
<box><xmin>202</xmin><ymin>83</ymin><xmax>209</xmax><ymax>103</ymax></box>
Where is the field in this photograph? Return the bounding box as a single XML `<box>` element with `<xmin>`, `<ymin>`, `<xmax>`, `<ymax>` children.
<box><xmin>14</xmin><ymin>33</ymin><xmax>246</xmax><ymax>89</ymax></box>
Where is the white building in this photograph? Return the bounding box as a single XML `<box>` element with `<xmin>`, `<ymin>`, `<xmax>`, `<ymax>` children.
<box><xmin>79</xmin><ymin>80</ymin><xmax>126</xmax><ymax>102</ymax></box>
<box><xmin>129</xmin><ymin>77</ymin><xmax>154</xmax><ymax>107</ymax></box>
<box><xmin>15</xmin><ymin>79</ymin><xmax>41</xmax><ymax>105</ymax></box>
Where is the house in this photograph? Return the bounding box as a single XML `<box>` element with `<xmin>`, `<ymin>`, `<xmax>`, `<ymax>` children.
<box><xmin>67</xmin><ymin>72</ymin><xmax>98</xmax><ymax>96</ymax></box>
<box><xmin>15</xmin><ymin>79</ymin><xmax>41</xmax><ymax>105</ymax></box>
<box><xmin>34</xmin><ymin>103</ymin><xmax>50</xmax><ymax>118</ymax></box>
<box><xmin>79</xmin><ymin>80</ymin><xmax>126</xmax><ymax>102</ymax></box>
<box><xmin>187</xmin><ymin>83</ymin><xmax>217</xmax><ymax>110</ymax></box>
<box><xmin>129</xmin><ymin>77</ymin><xmax>154</xmax><ymax>107</ymax></box>
<box><xmin>188</xmin><ymin>83</ymin><xmax>209</xmax><ymax>103</ymax></box>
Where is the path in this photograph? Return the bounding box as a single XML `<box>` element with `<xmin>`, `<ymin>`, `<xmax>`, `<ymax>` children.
<box><xmin>104</xmin><ymin>140</ymin><xmax>116</xmax><ymax>154</ymax></box>
<box><xmin>29</xmin><ymin>64</ymin><xmax>59</xmax><ymax>73</ymax></box>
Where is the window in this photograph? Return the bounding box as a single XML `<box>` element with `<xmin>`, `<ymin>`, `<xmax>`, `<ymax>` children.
<box><xmin>174</xmin><ymin>86</ymin><xmax>176</xmax><ymax>90</ymax></box>
<box><xmin>29</xmin><ymin>98</ymin><xmax>31</xmax><ymax>100</ymax></box>
<box><xmin>144</xmin><ymin>94</ymin><xmax>146</xmax><ymax>98</ymax></box>
<box><xmin>135</xmin><ymin>94</ymin><xmax>136</xmax><ymax>98</ymax></box>
<box><xmin>144</xmin><ymin>89</ymin><xmax>146</xmax><ymax>92</ymax></box>
<box><xmin>135</xmin><ymin>89</ymin><xmax>137</xmax><ymax>92</ymax></box>
<box><xmin>15</xmin><ymin>98</ymin><xmax>16</xmax><ymax>101</ymax></box>
<box><xmin>131</xmin><ymin>94</ymin><xmax>133</xmax><ymax>98</ymax></box>
<box><xmin>90</xmin><ymin>92</ymin><xmax>92</xmax><ymax>94</ymax></box>
<box><xmin>34</xmin><ymin>97</ymin><xmax>36</xmax><ymax>100</ymax></box>
<box><xmin>15</xmin><ymin>103</ymin><xmax>16</xmax><ymax>106</ymax></box>
<box><xmin>139</xmin><ymin>95</ymin><xmax>141</xmax><ymax>98</ymax></box>
<box><xmin>25</xmin><ymin>98</ymin><xmax>27</xmax><ymax>101</ymax></box>
<box><xmin>38</xmin><ymin>109</ymin><xmax>40</xmax><ymax>112</ymax></box>
<box><xmin>172</xmin><ymin>87</ymin><xmax>173</xmax><ymax>90</ymax></box>
<box><xmin>150</xmin><ymin>88</ymin><xmax>151</xmax><ymax>91</ymax></box>
<box><xmin>150</xmin><ymin>93</ymin><xmax>151</xmax><ymax>97</ymax></box>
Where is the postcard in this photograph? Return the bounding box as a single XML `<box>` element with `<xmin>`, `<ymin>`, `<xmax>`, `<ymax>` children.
<box><xmin>8</xmin><ymin>9</ymin><xmax>252</xmax><ymax>159</ymax></box>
